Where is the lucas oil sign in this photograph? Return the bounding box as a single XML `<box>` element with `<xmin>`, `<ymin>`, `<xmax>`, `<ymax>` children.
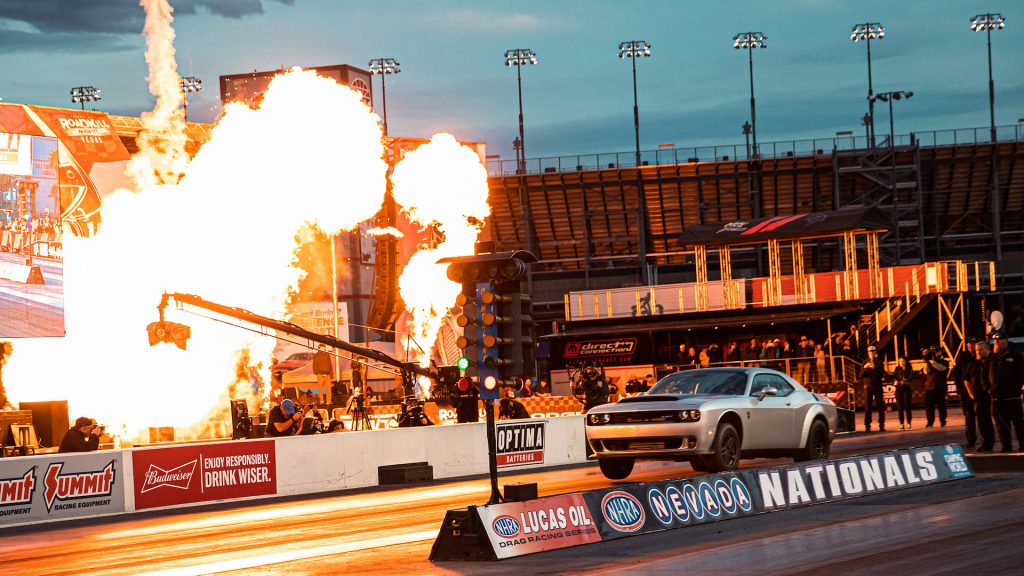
<box><xmin>495</xmin><ymin>420</ymin><xmax>545</xmax><ymax>468</ymax></box>
<box><xmin>476</xmin><ymin>493</ymin><xmax>601</xmax><ymax>559</ymax></box>
<box><xmin>132</xmin><ymin>440</ymin><xmax>277</xmax><ymax>510</ymax></box>
<box><xmin>0</xmin><ymin>451</ymin><xmax>125</xmax><ymax>526</ymax></box>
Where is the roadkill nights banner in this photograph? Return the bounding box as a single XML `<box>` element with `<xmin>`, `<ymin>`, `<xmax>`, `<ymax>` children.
<box><xmin>496</xmin><ymin>420</ymin><xmax>546</xmax><ymax>468</ymax></box>
<box><xmin>0</xmin><ymin>452</ymin><xmax>125</xmax><ymax>526</ymax></box>
<box><xmin>132</xmin><ymin>440</ymin><xmax>277</xmax><ymax>510</ymax></box>
<box><xmin>474</xmin><ymin>444</ymin><xmax>972</xmax><ymax>559</ymax></box>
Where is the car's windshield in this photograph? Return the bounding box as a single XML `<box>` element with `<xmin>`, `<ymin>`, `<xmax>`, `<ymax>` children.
<box><xmin>287</xmin><ymin>353</ymin><xmax>313</xmax><ymax>361</ymax></box>
<box><xmin>649</xmin><ymin>370</ymin><xmax>748</xmax><ymax>396</ymax></box>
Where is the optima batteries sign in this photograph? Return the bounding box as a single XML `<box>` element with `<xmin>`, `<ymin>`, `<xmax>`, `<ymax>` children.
<box><xmin>132</xmin><ymin>440</ymin><xmax>276</xmax><ymax>510</ymax></box>
<box><xmin>0</xmin><ymin>452</ymin><xmax>125</xmax><ymax>526</ymax></box>
<box><xmin>496</xmin><ymin>420</ymin><xmax>545</xmax><ymax>468</ymax></box>
<box><xmin>470</xmin><ymin>444</ymin><xmax>972</xmax><ymax>559</ymax></box>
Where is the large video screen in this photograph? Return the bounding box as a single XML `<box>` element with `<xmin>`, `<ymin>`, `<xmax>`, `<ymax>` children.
<box><xmin>0</xmin><ymin>131</ymin><xmax>64</xmax><ymax>337</ymax></box>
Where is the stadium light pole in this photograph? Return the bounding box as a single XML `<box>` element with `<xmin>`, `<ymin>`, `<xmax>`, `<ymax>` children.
<box><xmin>619</xmin><ymin>40</ymin><xmax>651</xmax><ymax>284</ymax></box>
<box><xmin>368</xmin><ymin>58</ymin><xmax>400</xmax><ymax>137</ymax></box>
<box><xmin>70</xmin><ymin>86</ymin><xmax>101</xmax><ymax>110</ymax></box>
<box><xmin>851</xmin><ymin>23</ymin><xmax>885</xmax><ymax>148</ymax></box>
<box><xmin>971</xmin><ymin>13</ymin><xmax>1005</xmax><ymax>261</ymax></box>
<box><xmin>871</xmin><ymin>90</ymin><xmax>913</xmax><ymax>264</ymax></box>
<box><xmin>179</xmin><ymin>76</ymin><xmax>202</xmax><ymax>121</ymax></box>
<box><xmin>733</xmin><ymin>32</ymin><xmax>766</xmax><ymax>160</ymax></box>
<box><xmin>505</xmin><ymin>49</ymin><xmax>537</xmax><ymax>257</ymax></box>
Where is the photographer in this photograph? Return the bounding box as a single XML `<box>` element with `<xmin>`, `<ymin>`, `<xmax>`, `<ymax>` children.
<box><xmin>580</xmin><ymin>363</ymin><xmax>610</xmax><ymax>413</ymax></box>
<box><xmin>499</xmin><ymin>387</ymin><xmax>530</xmax><ymax>420</ymax></box>
<box><xmin>58</xmin><ymin>417</ymin><xmax>103</xmax><ymax>453</ymax></box>
<box><xmin>922</xmin><ymin>347</ymin><xmax>948</xmax><ymax>428</ymax></box>
<box><xmin>265</xmin><ymin>399</ymin><xmax>303</xmax><ymax>437</ymax></box>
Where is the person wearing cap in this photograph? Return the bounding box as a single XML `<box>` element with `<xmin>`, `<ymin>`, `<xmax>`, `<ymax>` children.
<box><xmin>580</xmin><ymin>363</ymin><xmax>610</xmax><ymax>413</ymax></box>
<box><xmin>860</xmin><ymin>346</ymin><xmax>885</xmax><ymax>432</ymax></box>
<box><xmin>265</xmin><ymin>399</ymin><xmax>303</xmax><ymax>437</ymax></box>
<box><xmin>499</xmin><ymin>387</ymin><xmax>530</xmax><ymax>420</ymax></box>
<box><xmin>58</xmin><ymin>417</ymin><xmax>103</xmax><ymax>453</ymax></box>
<box><xmin>988</xmin><ymin>330</ymin><xmax>1024</xmax><ymax>452</ymax></box>
<box><xmin>890</xmin><ymin>357</ymin><xmax>916</xmax><ymax>431</ymax></box>
<box><xmin>312</xmin><ymin>344</ymin><xmax>333</xmax><ymax>406</ymax></box>
<box><xmin>922</xmin><ymin>347</ymin><xmax>949</xmax><ymax>428</ymax></box>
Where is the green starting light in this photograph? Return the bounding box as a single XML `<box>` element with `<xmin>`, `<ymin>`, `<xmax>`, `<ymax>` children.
<box><xmin>457</xmin><ymin>356</ymin><xmax>470</xmax><ymax>370</ymax></box>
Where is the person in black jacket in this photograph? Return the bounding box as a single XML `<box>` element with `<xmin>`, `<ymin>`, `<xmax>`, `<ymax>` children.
<box><xmin>952</xmin><ymin>346</ymin><xmax>978</xmax><ymax>448</ymax></box>
<box><xmin>861</xmin><ymin>346</ymin><xmax>885</xmax><ymax>432</ymax></box>
<box><xmin>580</xmin><ymin>364</ymin><xmax>610</xmax><ymax>413</ymax></box>
<box><xmin>890</xmin><ymin>357</ymin><xmax>916</xmax><ymax>431</ymax></box>
<box><xmin>922</xmin><ymin>347</ymin><xmax>949</xmax><ymax>427</ymax></box>
<box><xmin>499</xmin><ymin>388</ymin><xmax>530</xmax><ymax>420</ymax></box>
<box><xmin>988</xmin><ymin>331</ymin><xmax>1024</xmax><ymax>452</ymax></box>
<box><xmin>58</xmin><ymin>417</ymin><xmax>102</xmax><ymax>453</ymax></box>
<box><xmin>968</xmin><ymin>340</ymin><xmax>996</xmax><ymax>451</ymax></box>
<box><xmin>265</xmin><ymin>399</ymin><xmax>303</xmax><ymax>437</ymax></box>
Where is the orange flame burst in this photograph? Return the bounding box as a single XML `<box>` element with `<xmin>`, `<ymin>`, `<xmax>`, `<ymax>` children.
<box><xmin>391</xmin><ymin>134</ymin><xmax>490</xmax><ymax>386</ymax></box>
<box><xmin>4</xmin><ymin>69</ymin><xmax>386</xmax><ymax>440</ymax></box>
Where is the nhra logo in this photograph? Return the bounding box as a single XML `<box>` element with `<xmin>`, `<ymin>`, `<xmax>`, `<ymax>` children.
<box><xmin>0</xmin><ymin>469</ymin><xmax>36</xmax><ymax>506</ymax></box>
<box><xmin>601</xmin><ymin>491</ymin><xmax>645</xmax><ymax>532</ymax></box>
<box><xmin>44</xmin><ymin>461</ymin><xmax>115</xmax><ymax>512</ymax></box>
<box><xmin>564</xmin><ymin>339</ymin><xmax>637</xmax><ymax>359</ymax></box>
<box><xmin>492</xmin><ymin>515</ymin><xmax>522</xmax><ymax>538</ymax></box>
<box><xmin>140</xmin><ymin>459</ymin><xmax>197</xmax><ymax>493</ymax></box>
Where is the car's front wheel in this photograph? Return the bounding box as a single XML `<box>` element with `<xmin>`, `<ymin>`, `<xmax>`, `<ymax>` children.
<box><xmin>705</xmin><ymin>423</ymin><xmax>741</xmax><ymax>473</ymax></box>
<box><xmin>689</xmin><ymin>456</ymin><xmax>708</xmax><ymax>472</ymax></box>
<box><xmin>598</xmin><ymin>458</ymin><xmax>635</xmax><ymax>480</ymax></box>
<box><xmin>794</xmin><ymin>419</ymin><xmax>831</xmax><ymax>462</ymax></box>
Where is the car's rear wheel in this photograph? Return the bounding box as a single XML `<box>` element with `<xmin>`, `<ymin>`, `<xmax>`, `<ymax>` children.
<box><xmin>794</xmin><ymin>419</ymin><xmax>830</xmax><ymax>463</ymax></box>
<box><xmin>598</xmin><ymin>458</ymin><xmax>635</xmax><ymax>480</ymax></box>
<box><xmin>705</xmin><ymin>423</ymin><xmax>741</xmax><ymax>473</ymax></box>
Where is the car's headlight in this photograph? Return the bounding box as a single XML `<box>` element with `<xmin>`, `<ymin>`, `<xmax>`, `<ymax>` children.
<box><xmin>675</xmin><ymin>410</ymin><xmax>701</xmax><ymax>422</ymax></box>
<box><xmin>587</xmin><ymin>413</ymin><xmax>611</xmax><ymax>425</ymax></box>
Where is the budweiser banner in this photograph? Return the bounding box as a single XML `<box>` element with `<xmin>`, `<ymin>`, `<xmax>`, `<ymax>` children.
<box><xmin>470</xmin><ymin>444</ymin><xmax>972</xmax><ymax>559</ymax></box>
<box><xmin>132</xmin><ymin>440</ymin><xmax>277</xmax><ymax>510</ymax></box>
<box><xmin>0</xmin><ymin>451</ymin><xmax>125</xmax><ymax>526</ymax></box>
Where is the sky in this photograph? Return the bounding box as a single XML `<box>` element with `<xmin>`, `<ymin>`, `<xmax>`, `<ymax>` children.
<box><xmin>0</xmin><ymin>0</ymin><xmax>1021</xmax><ymax>163</ymax></box>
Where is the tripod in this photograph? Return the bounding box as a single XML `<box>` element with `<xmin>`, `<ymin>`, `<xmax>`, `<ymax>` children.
<box><xmin>350</xmin><ymin>407</ymin><xmax>371</xmax><ymax>431</ymax></box>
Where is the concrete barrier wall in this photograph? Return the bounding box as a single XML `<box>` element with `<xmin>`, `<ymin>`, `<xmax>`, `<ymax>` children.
<box><xmin>0</xmin><ymin>416</ymin><xmax>588</xmax><ymax>528</ymax></box>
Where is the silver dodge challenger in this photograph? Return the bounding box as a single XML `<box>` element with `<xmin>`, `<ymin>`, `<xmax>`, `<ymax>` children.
<box><xmin>585</xmin><ymin>367</ymin><xmax>838</xmax><ymax>479</ymax></box>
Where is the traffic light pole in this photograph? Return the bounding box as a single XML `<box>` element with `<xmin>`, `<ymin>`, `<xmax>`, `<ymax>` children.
<box><xmin>485</xmin><ymin>399</ymin><xmax>502</xmax><ymax>504</ymax></box>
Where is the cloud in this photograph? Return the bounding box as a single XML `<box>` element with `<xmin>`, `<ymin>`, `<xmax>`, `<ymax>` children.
<box><xmin>0</xmin><ymin>0</ymin><xmax>296</xmax><ymax>38</ymax></box>
<box><xmin>437</xmin><ymin>9</ymin><xmax>549</xmax><ymax>32</ymax></box>
<box><xmin>0</xmin><ymin>30</ymin><xmax>138</xmax><ymax>54</ymax></box>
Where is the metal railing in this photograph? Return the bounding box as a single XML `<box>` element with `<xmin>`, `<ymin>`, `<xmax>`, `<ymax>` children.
<box><xmin>488</xmin><ymin>123</ymin><xmax>1024</xmax><ymax>177</ymax></box>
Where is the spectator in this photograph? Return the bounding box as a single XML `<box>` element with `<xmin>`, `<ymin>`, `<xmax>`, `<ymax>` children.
<box><xmin>58</xmin><ymin>417</ymin><xmax>102</xmax><ymax>453</ymax></box>
<box><xmin>312</xmin><ymin>344</ymin><xmax>333</xmax><ymax>405</ymax></box>
<box><xmin>743</xmin><ymin>338</ymin><xmax>761</xmax><ymax>363</ymax></box>
<box><xmin>861</xmin><ymin>346</ymin><xmax>885</xmax><ymax>432</ymax></box>
<box><xmin>727</xmin><ymin>342</ymin><xmax>741</xmax><ymax>363</ymax></box>
<box><xmin>922</xmin><ymin>347</ymin><xmax>949</xmax><ymax>428</ymax></box>
<box><xmin>698</xmin><ymin>347</ymin><xmax>710</xmax><ymax>368</ymax></box>
<box><xmin>326</xmin><ymin>419</ymin><xmax>346</xmax><ymax>432</ymax></box>
<box><xmin>891</xmin><ymin>357</ymin><xmax>916</xmax><ymax>431</ymax></box>
<box><xmin>968</xmin><ymin>341</ymin><xmax>996</xmax><ymax>452</ymax></box>
<box><xmin>685</xmin><ymin>346</ymin><xmax>699</xmax><ymax>368</ymax></box>
<box><xmin>988</xmin><ymin>331</ymin><xmax>1024</xmax><ymax>452</ymax></box>
<box><xmin>815</xmin><ymin>344</ymin><xmax>828</xmax><ymax>386</ymax></box>
<box><xmin>952</xmin><ymin>344</ymin><xmax>978</xmax><ymax>448</ymax></box>
<box><xmin>795</xmin><ymin>336</ymin><xmax>813</xmax><ymax>385</ymax></box>
<box><xmin>707</xmin><ymin>343</ymin><xmax>720</xmax><ymax>365</ymax></box>
<box><xmin>533</xmin><ymin>378</ymin><xmax>552</xmax><ymax>397</ymax></box>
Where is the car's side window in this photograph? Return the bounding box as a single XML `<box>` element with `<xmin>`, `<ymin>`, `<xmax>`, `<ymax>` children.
<box><xmin>769</xmin><ymin>375</ymin><xmax>795</xmax><ymax>397</ymax></box>
<box><xmin>749</xmin><ymin>375</ymin><xmax>770</xmax><ymax>396</ymax></box>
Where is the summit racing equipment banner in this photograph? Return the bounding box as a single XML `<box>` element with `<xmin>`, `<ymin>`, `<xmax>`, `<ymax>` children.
<box><xmin>496</xmin><ymin>420</ymin><xmax>545</xmax><ymax>468</ymax></box>
<box><xmin>471</xmin><ymin>444</ymin><xmax>972</xmax><ymax>559</ymax></box>
<box><xmin>132</xmin><ymin>440</ymin><xmax>277</xmax><ymax>510</ymax></box>
<box><xmin>0</xmin><ymin>451</ymin><xmax>125</xmax><ymax>526</ymax></box>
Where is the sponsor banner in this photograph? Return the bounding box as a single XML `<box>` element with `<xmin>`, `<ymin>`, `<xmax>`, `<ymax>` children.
<box><xmin>132</xmin><ymin>440</ymin><xmax>277</xmax><ymax>510</ymax></box>
<box><xmin>496</xmin><ymin>420</ymin><xmax>545</xmax><ymax>468</ymax></box>
<box><xmin>0</xmin><ymin>452</ymin><xmax>125</xmax><ymax>525</ymax></box>
<box><xmin>471</xmin><ymin>444</ymin><xmax>971</xmax><ymax>559</ymax></box>
<box><xmin>583</xmin><ymin>473</ymin><xmax>760</xmax><ymax>539</ymax></box>
<box><xmin>476</xmin><ymin>493</ymin><xmax>602</xmax><ymax>559</ymax></box>
<box><xmin>755</xmin><ymin>444</ymin><xmax>972</xmax><ymax>511</ymax></box>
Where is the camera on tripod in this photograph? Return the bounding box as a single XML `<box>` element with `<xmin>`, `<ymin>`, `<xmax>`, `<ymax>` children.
<box><xmin>398</xmin><ymin>395</ymin><xmax>434</xmax><ymax>427</ymax></box>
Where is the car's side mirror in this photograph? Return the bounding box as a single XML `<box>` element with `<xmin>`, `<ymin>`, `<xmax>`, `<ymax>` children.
<box><xmin>757</xmin><ymin>387</ymin><xmax>778</xmax><ymax>401</ymax></box>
